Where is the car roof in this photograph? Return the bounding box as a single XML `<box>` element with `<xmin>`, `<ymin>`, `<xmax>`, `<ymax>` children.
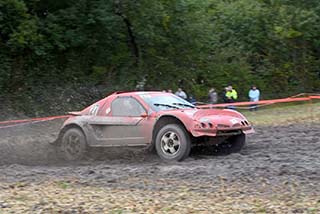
<box><xmin>111</xmin><ymin>91</ymin><xmax>169</xmax><ymax>97</ymax></box>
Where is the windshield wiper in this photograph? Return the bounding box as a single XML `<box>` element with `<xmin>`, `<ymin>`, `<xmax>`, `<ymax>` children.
<box><xmin>153</xmin><ymin>103</ymin><xmax>180</xmax><ymax>109</ymax></box>
<box><xmin>172</xmin><ymin>102</ymin><xmax>195</xmax><ymax>108</ymax></box>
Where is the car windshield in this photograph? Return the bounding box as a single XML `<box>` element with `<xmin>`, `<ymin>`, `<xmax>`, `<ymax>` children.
<box><xmin>139</xmin><ymin>93</ymin><xmax>195</xmax><ymax>111</ymax></box>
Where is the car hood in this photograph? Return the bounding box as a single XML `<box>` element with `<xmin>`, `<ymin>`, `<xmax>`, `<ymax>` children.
<box><xmin>161</xmin><ymin>108</ymin><xmax>247</xmax><ymax>123</ymax></box>
<box><xmin>176</xmin><ymin>108</ymin><xmax>244</xmax><ymax>119</ymax></box>
<box><xmin>168</xmin><ymin>108</ymin><xmax>249</xmax><ymax>128</ymax></box>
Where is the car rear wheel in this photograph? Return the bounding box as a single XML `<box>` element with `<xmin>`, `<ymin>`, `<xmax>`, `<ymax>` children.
<box><xmin>217</xmin><ymin>133</ymin><xmax>246</xmax><ymax>154</ymax></box>
<box><xmin>59</xmin><ymin>128</ymin><xmax>87</xmax><ymax>161</ymax></box>
<box><xmin>155</xmin><ymin>124</ymin><xmax>191</xmax><ymax>161</ymax></box>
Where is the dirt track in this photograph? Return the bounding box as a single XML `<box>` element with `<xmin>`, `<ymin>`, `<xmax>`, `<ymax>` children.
<box><xmin>0</xmin><ymin>119</ymin><xmax>319</xmax><ymax>213</ymax></box>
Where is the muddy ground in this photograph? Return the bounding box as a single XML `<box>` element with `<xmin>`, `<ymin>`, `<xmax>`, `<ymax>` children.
<box><xmin>0</xmin><ymin>119</ymin><xmax>319</xmax><ymax>213</ymax></box>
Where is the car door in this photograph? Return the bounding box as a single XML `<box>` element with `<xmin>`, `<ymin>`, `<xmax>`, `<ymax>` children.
<box><xmin>86</xmin><ymin>96</ymin><xmax>153</xmax><ymax>147</ymax></box>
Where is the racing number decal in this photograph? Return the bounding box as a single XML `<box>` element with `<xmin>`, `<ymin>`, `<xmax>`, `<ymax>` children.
<box><xmin>89</xmin><ymin>104</ymin><xmax>100</xmax><ymax>115</ymax></box>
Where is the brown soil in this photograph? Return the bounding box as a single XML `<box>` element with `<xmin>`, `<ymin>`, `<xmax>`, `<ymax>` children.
<box><xmin>0</xmin><ymin>120</ymin><xmax>319</xmax><ymax>213</ymax></box>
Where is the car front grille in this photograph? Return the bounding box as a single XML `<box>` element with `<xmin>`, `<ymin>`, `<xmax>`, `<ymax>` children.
<box><xmin>216</xmin><ymin>129</ymin><xmax>242</xmax><ymax>136</ymax></box>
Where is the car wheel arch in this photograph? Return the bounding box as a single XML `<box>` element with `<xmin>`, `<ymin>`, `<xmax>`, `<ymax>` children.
<box><xmin>151</xmin><ymin>115</ymin><xmax>189</xmax><ymax>146</ymax></box>
<box><xmin>55</xmin><ymin>123</ymin><xmax>87</xmax><ymax>145</ymax></box>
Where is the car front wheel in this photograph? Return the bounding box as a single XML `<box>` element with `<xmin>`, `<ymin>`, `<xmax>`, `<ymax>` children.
<box><xmin>155</xmin><ymin>124</ymin><xmax>191</xmax><ymax>161</ymax></box>
<box><xmin>59</xmin><ymin>128</ymin><xmax>87</xmax><ymax>161</ymax></box>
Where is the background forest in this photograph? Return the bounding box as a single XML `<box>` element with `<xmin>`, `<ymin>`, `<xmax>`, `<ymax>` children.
<box><xmin>1</xmin><ymin>0</ymin><xmax>320</xmax><ymax>116</ymax></box>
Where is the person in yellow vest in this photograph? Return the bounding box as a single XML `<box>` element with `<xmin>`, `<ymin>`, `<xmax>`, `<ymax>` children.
<box><xmin>225</xmin><ymin>85</ymin><xmax>238</xmax><ymax>103</ymax></box>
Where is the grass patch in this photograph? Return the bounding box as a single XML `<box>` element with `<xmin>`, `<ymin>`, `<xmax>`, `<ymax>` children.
<box><xmin>240</xmin><ymin>101</ymin><xmax>320</xmax><ymax>126</ymax></box>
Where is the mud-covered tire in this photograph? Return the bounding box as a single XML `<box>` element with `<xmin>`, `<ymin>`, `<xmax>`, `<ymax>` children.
<box><xmin>217</xmin><ymin>133</ymin><xmax>246</xmax><ymax>154</ymax></box>
<box><xmin>59</xmin><ymin>128</ymin><xmax>87</xmax><ymax>161</ymax></box>
<box><xmin>155</xmin><ymin>124</ymin><xmax>191</xmax><ymax>161</ymax></box>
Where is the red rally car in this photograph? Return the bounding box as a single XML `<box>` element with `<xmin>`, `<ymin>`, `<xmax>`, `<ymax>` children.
<box><xmin>54</xmin><ymin>91</ymin><xmax>254</xmax><ymax>161</ymax></box>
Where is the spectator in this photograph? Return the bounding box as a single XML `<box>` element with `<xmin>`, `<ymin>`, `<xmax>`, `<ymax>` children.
<box><xmin>175</xmin><ymin>88</ymin><xmax>187</xmax><ymax>99</ymax></box>
<box><xmin>222</xmin><ymin>87</ymin><xmax>229</xmax><ymax>103</ymax></box>
<box><xmin>208</xmin><ymin>88</ymin><xmax>218</xmax><ymax>104</ymax></box>
<box><xmin>188</xmin><ymin>95</ymin><xmax>196</xmax><ymax>104</ymax></box>
<box><xmin>248</xmin><ymin>85</ymin><xmax>260</xmax><ymax>111</ymax></box>
<box><xmin>225</xmin><ymin>86</ymin><xmax>238</xmax><ymax>103</ymax></box>
<box><xmin>167</xmin><ymin>89</ymin><xmax>173</xmax><ymax>93</ymax></box>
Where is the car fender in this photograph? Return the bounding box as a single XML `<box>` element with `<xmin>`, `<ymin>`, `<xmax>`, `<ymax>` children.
<box><xmin>153</xmin><ymin>111</ymin><xmax>194</xmax><ymax>134</ymax></box>
<box><xmin>52</xmin><ymin>116</ymin><xmax>91</xmax><ymax>145</ymax></box>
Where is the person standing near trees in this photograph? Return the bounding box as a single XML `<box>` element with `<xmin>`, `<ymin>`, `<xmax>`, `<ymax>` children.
<box><xmin>188</xmin><ymin>95</ymin><xmax>196</xmax><ymax>104</ymax></box>
<box><xmin>208</xmin><ymin>88</ymin><xmax>218</xmax><ymax>104</ymax></box>
<box><xmin>175</xmin><ymin>88</ymin><xmax>187</xmax><ymax>100</ymax></box>
<box><xmin>248</xmin><ymin>85</ymin><xmax>260</xmax><ymax>111</ymax></box>
<box><xmin>225</xmin><ymin>85</ymin><xmax>238</xmax><ymax>103</ymax></box>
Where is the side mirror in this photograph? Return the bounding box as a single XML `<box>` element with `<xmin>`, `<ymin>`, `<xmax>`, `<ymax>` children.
<box><xmin>140</xmin><ymin>112</ymin><xmax>148</xmax><ymax>118</ymax></box>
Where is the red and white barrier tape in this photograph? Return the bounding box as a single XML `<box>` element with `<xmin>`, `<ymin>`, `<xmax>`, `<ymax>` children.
<box><xmin>197</xmin><ymin>95</ymin><xmax>320</xmax><ymax>109</ymax></box>
<box><xmin>0</xmin><ymin>120</ymin><xmax>56</xmax><ymax>129</ymax></box>
<box><xmin>0</xmin><ymin>115</ymin><xmax>70</xmax><ymax>125</ymax></box>
<box><xmin>0</xmin><ymin>115</ymin><xmax>70</xmax><ymax>129</ymax></box>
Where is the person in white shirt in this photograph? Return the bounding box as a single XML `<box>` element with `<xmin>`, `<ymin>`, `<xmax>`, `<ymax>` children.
<box><xmin>175</xmin><ymin>88</ymin><xmax>187</xmax><ymax>100</ymax></box>
<box><xmin>248</xmin><ymin>85</ymin><xmax>260</xmax><ymax>111</ymax></box>
<box><xmin>208</xmin><ymin>88</ymin><xmax>218</xmax><ymax>104</ymax></box>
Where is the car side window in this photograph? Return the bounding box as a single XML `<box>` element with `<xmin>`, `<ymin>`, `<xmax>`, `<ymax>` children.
<box><xmin>111</xmin><ymin>97</ymin><xmax>146</xmax><ymax>117</ymax></box>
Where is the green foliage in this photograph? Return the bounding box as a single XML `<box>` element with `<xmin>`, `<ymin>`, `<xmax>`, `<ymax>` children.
<box><xmin>0</xmin><ymin>0</ymin><xmax>319</xmax><ymax>107</ymax></box>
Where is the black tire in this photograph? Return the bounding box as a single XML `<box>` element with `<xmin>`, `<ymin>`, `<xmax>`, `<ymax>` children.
<box><xmin>59</xmin><ymin>128</ymin><xmax>87</xmax><ymax>161</ymax></box>
<box><xmin>155</xmin><ymin>124</ymin><xmax>191</xmax><ymax>161</ymax></box>
<box><xmin>217</xmin><ymin>133</ymin><xmax>246</xmax><ymax>154</ymax></box>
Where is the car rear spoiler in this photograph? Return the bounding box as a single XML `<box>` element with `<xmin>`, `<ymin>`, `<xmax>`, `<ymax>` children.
<box><xmin>68</xmin><ymin>111</ymin><xmax>82</xmax><ymax>116</ymax></box>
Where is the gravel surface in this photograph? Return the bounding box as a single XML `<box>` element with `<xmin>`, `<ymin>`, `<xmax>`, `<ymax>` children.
<box><xmin>0</xmin><ymin>119</ymin><xmax>319</xmax><ymax>213</ymax></box>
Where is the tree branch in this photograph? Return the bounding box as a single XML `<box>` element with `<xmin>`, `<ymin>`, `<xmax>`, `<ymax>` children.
<box><xmin>114</xmin><ymin>1</ymin><xmax>139</xmax><ymax>65</ymax></box>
